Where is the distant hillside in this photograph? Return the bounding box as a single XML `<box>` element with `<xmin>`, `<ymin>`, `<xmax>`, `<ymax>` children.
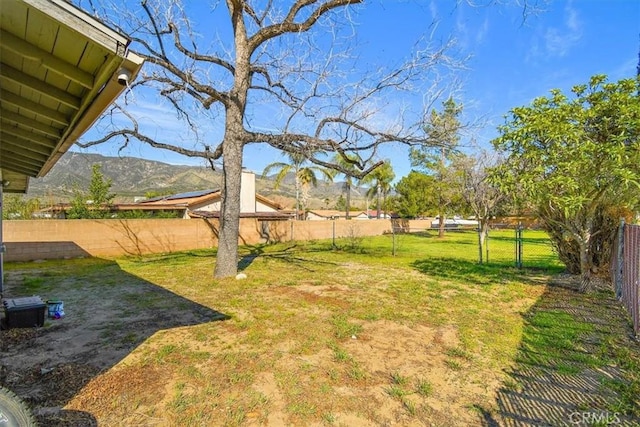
<box><xmin>27</xmin><ymin>152</ymin><xmax>221</xmax><ymax>201</ymax></box>
<box><xmin>26</xmin><ymin>152</ymin><xmax>368</xmax><ymax>209</ymax></box>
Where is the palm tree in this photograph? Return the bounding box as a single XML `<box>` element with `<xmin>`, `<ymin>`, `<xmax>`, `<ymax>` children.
<box><xmin>331</xmin><ymin>154</ymin><xmax>362</xmax><ymax>220</ymax></box>
<box><xmin>361</xmin><ymin>160</ymin><xmax>395</xmax><ymax>219</ymax></box>
<box><xmin>263</xmin><ymin>152</ymin><xmax>332</xmax><ymax>220</ymax></box>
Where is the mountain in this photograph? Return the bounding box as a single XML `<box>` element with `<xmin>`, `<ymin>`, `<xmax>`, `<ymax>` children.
<box><xmin>26</xmin><ymin>152</ymin><xmax>368</xmax><ymax>209</ymax></box>
<box><xmin>27</xmin><ymin>152</ymin><xmax>221</xmax><ymax>201</ymax></box>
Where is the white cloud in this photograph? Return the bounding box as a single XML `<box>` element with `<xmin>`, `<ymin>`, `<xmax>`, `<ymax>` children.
<box><xmin>429</xmin><ymin>0</ymin><xmax>438</xmax><ymax>22</ymax></box>
<box><xmin>454</xmin><ymin>7</ymin><xmax>471</xmax><ymax>51</ymax></box>
<box><xmin>565</xmin><ymin>4</ymin><xmax>581</xmax><ymax>32</ymax></box>
<box><xmin>475</xmin><ymin>16</ymin><xmax>490</xmax><ymax>45</ymax></box>
<box><xmin>126</xmin><ymin>101</ymin><xmax>185</xmax><ymax>130</ymax></box>
<box><xmin>543</xmin><ymin>2</ymin><xmax>583</xmax><ymax>57</ymax></box>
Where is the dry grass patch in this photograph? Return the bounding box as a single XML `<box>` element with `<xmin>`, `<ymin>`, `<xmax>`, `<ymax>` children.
<box><xmin>66</xmin><ymin>364</ymin><xmax>165</xmax><ymax>424</ymax></box>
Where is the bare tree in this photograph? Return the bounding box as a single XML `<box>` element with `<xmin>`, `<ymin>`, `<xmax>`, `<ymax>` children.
<box><xmin>79</xmin><ymin>0</ymin><xmax>465</xmax><ymax>278</ymax></box>
<box><xmin>458</xmin><ymin>150</ymin><xmax>506</xmax><ymax>263</ymax></box>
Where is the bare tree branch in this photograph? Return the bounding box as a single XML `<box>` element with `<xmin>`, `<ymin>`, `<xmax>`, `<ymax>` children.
<box><xmin>248</xmin><ymin>0</ymin><xmax>363</xmax><ymax>53</ymax></box>
<box><xmin>77</xmin><ymin>102</ymin><xmax>224</xmax><ymax>166</ymax></box>
<box><xmin>167</xmin><ymin>22</ymin><xmax>236</xmax><ymax>75</ymax></box>
<box><xmin>141</xmin><ymin>0</ymin><xmax>172</xmax><ymax>58</ymax></box>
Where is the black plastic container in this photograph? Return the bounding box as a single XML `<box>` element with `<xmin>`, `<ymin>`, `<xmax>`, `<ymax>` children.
<box><xmin>2</xmin><ymin>296</ymin><xmax>46</xmax><ymax>328</ymax></box>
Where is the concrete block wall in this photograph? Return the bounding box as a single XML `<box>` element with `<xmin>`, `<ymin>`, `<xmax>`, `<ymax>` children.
<box><xmin>4</xmin><ymin>219</ymin><xmax>217</xmax><ymax>261</ymax></box>
<box><xmin>3</xmin><ymin>218</ymin><xmax>433</xmax><ymax>262</ymax></box>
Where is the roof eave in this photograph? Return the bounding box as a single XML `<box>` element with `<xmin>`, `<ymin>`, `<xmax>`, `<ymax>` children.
<box><xmin>38</xmin><ymin>51</ymin><xmax>144</xmax><ymax>177</ymax></box>
<box><xmin>1</xmin><ymin>0</ymin><xmax>145</xmax><ymax>193</ymax></box>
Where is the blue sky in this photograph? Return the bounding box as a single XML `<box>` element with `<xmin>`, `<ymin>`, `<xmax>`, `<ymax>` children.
<box><xmin>78</xmin><ymin>0</ymin><xmax>640</xmax><ymax>182</ymax></box>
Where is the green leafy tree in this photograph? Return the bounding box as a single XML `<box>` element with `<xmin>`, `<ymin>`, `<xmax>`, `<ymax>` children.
<box><xmin>67</xmin><ymin>189</ymin><xmax>92</xmax><ymax>219</ymax></box>
<box><xmin>410</xmin><ymin>98</ymin><xmax>465</xmax><ymax>237</ymax></box>
<box><xmin>263</xmin><ymin>153</ymin><xmax>333</xmax><ymax>220</ymax></box>
<box><xmin>144</xmin><ymin>190</ymin><xmax>175</xmax><ymax>199</ymax></box>
<box><xmin>2</xmin><ymin>195</ymin><xmax>42</xmax><ymax>220</ymax></box>
<box><xmin>116</xmin><ymin>209</ymin><xmax>181</xmax><ymax>219</ymax></box>
<box><xmin>392</xmin><ymin>171</ymin><xmax>436</xmax><ymax>218</ymax></box>
<box><xmin>67</xmin><ymin>164</ymin><xmax>116</xmax><ymax>219</ymax></box>
<box><xmin>360</xmin><ymin>160</ymin><xmax>395</xmax><ymax>219</ymax></box>
<box><xmin>116</xmin><ymin>209</ymin><xmax>152</xmax><ymax>219</ymax></box>
<box><xmin>88</xmin><ymin>164</ymin><xmax>115</xmax><ymax>207</ymax></box>
<box><xmin>491</xmin><ymin>75</ymin><xmax>640</xmax><ymax>291</ymax></box>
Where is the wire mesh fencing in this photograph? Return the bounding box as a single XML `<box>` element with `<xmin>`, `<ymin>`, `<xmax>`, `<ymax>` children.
<box><xmin>480</xmin><ymin>225</ymin><xmax>559</xmax><ymax>269</ymax></box>
<box><xmin>611</xmin><ymin>221</ymin><xmax>640</xmax><ymax>338</ymax></box>
<box><xmin>392</xmin><ymin>224</ymin><xmax>559</xmax><ymax>269</ymax></box>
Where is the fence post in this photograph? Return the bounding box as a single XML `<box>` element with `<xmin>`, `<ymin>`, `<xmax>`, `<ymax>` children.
<box><xmin>332</xmin><ymin>219</ymin><xmax>336</xmax><ymax>248</ymax></box>
<box><xmin>615</xmin><ymin>218</ymin><xmax>625</xmax><ymax>300</ymax></box>
<box><xmin>477</xmin><ymin>226</ymin><xmax>483</xmax><ymax>264</ymax></box>
<box><xmin>392</xmin><ymin>223</ymin><xmax>397</xmax><ymax>256</ymax></box>
<box><xmin>515</xmin><ymin>223</ymin><xmax>523</xmax><ymax>269</ymax></box>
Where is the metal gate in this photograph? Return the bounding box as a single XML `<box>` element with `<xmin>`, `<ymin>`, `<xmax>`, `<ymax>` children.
<box><xmin>481</xmin><ymin>225</ymin><xmax>557</xmax><ymax>269</ymax></box>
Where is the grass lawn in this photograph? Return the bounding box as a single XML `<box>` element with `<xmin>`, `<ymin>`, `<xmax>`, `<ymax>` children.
<box><xmin>2</xmin><ymin>230</ymin><xmax>638</xmax><ymax>426</ymax></box>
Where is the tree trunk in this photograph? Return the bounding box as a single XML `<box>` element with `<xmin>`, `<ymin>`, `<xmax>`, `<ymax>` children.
<box><xmin>438</xmin><ymin>210</ymin><xmax>446</xmax><ymax>238</ymax></box>
<box><xmin>214</xmin><ymin>137</ymin><xmax>244</xmax><ymax>278</ymax></box>
<box><xmin>295</xmin><ymin>172</ymin><xmax>301</xmax><ymax>220</ymax></box>
<box><xmin>214</xmin><ymin>2</ymin><xmax>250</xmax><ymax>279</ymax></box>
<box><xmin>383</xmin><ymin>191</ymin><xmax>388</xmax><ymax>219</ymax></box>
<box><xmin>437</xmin><ymin>153</ymin><xmax>446</xmax><ymax>238</ymax></box>
<box><xmin>578</xmin><ymin>240</ymin><xmax>592</xmax><ymax>293</ymax></box>
<box><xmin>345</xmin><ymin>181</ymin><xmax>351</xmax><ymax>220</ymax></box>
<box><xmin>376</xmin><ymin>185</ymin><xmax>381</xmax><ymax>219</ymax></box>
<box><xmin>300</xmin><ymin>182</ymin><xmax>310</xmax><ymax>220</ymax></box>
<box><xmin>478</xmin><ymin>219</ymin><xmax>489</xmax><ymax>263</ymax></box>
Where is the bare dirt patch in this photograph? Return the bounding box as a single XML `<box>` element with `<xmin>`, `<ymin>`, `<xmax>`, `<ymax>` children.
<box><xmin>1</xmin><ymin>263</ymin><xmax>226</xmax><ymax>426</ymax></box>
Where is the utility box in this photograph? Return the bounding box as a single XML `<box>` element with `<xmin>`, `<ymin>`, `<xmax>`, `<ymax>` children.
<box><xmin>2</xmin><ymin>296</ymin><xmax>46</xmax><ymax>329</ymax></box>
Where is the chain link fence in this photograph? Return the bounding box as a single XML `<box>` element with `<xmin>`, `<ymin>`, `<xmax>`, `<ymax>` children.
<box><xmin>611</xmin><ymin>221</ymin><xmax>640</xmax><ymax>338</ymax></box>
<box><xmin>480</xmin><ymin>225</ymin><xmax>559</xmax><ymax>269</ymax></box>
<box><xmin>391</xmin><ymin>223</ymin><xmax>559</xmax><ymax>269</ymax></box>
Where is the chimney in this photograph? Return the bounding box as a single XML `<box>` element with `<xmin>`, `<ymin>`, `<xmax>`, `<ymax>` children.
<box><xmin>240</xmin><ymin>170</ymin><xmax>256</xmax><ymax>213</ymax></box>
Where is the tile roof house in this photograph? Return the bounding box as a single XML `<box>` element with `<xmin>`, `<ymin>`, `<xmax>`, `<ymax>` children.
<box><xmin>164</xmin><ymin>171</ymin><xmax>292</xmax><ymax>220</ymax></box>
<box><xmin>364</xmin><ymin>210</ymin><xmax>393</xmax><ymax>219</ymax></box>
<box><xmin>36</xmin><ymin>170</ymin><xmax>294</xmax><ymax>220</ymax></box>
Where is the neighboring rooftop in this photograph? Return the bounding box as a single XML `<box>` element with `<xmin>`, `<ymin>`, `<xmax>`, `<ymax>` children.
<box><xmin>138</xmin><ymin>189</ymin><xmax>220</xmax><ymax>206</ymax></box>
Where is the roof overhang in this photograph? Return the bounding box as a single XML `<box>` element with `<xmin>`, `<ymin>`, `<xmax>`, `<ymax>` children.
<box><xmin>0</xmin><ymin>0</ymin><xmax>144</xmax><ymax>193</ymax></box>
